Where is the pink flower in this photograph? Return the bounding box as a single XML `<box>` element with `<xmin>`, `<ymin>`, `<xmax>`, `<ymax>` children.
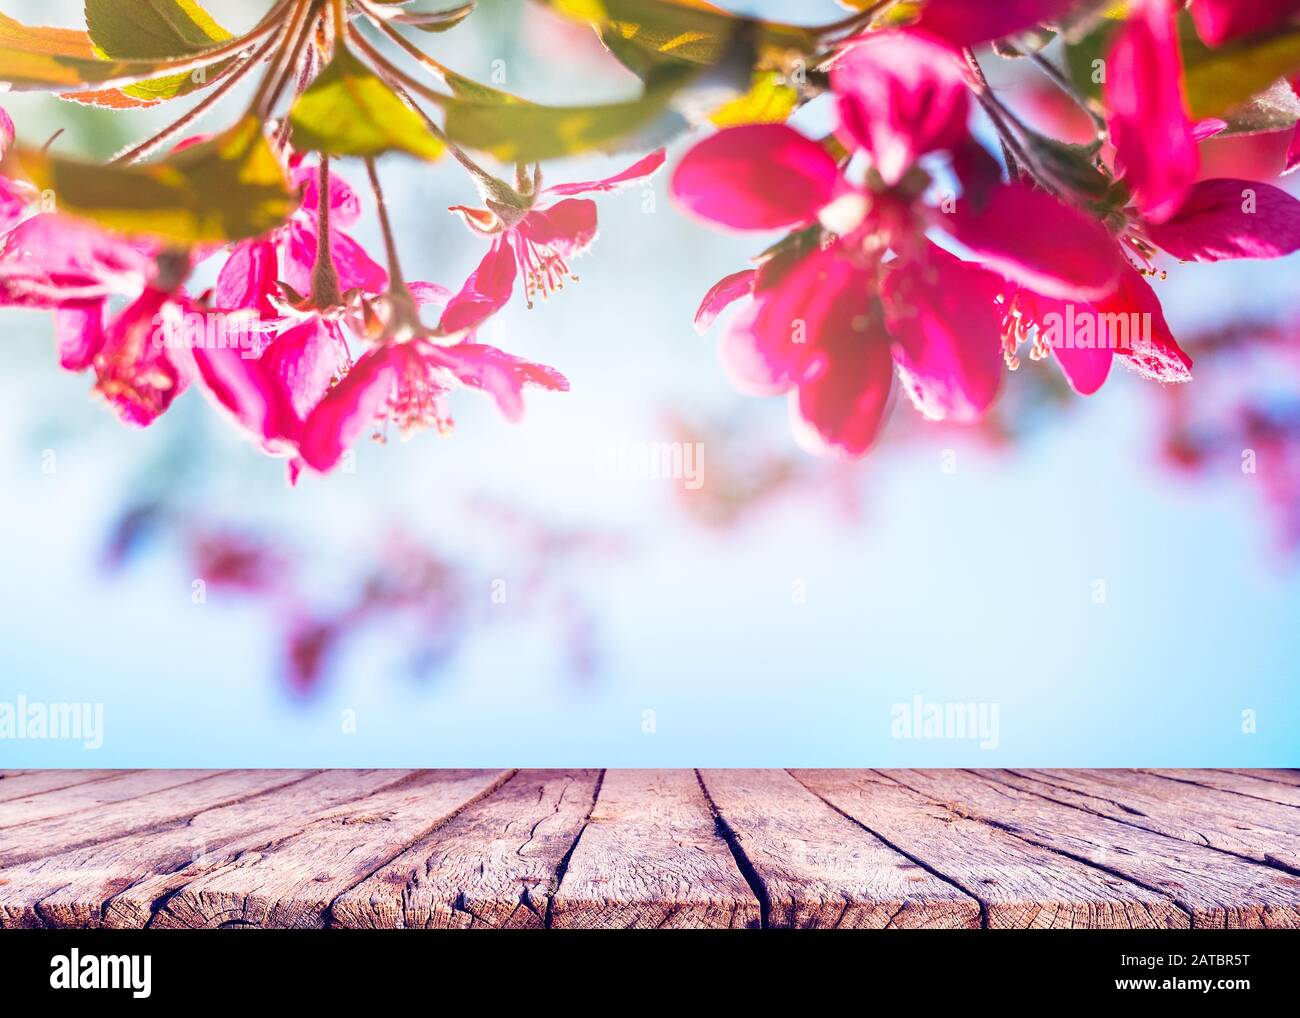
<box><xmin>0</xmin><ymin>130</ymin><xmax>193</xmax><ymax>426</ymax></box>
<box><xmin>1105</xmin><ymin>0</ymin><xmax>1198</xmax><ymax>225</ymax></box>
<box><xmin>832</xmin><ymin>31</ymin><xmax>969</xmax><ymax>187</ymax></box>
<box><xmin>915</xmin><ymin>0</ymin><xmax>1082</xmax><ymax>47</ymax></box>
<box><xmin>441</xmin><ymin>151</ymin><xmax>665</xmax><ymax>331</ymax></box>
<box><xmin>297</xmin><ymin>333</ymin><xmax>569</xmax><ymax>473</ymax></box>
<box><xmin>1144</xmin><ymin>178</ymin><xmax>1300</xmax><ymax>261</ymax></box>
<box><xmin>1188</xmin><ymin>0</ymin><xmax>1300</xmax><ymax>46</ymax></box>
<box><xmin>672</xmin><ymin>32</ymin><xmax>1132</xmax><ymax>453</ymax></box>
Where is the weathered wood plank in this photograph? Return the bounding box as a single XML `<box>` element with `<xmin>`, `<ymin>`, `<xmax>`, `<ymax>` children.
<box><xmin>150</xmin><ymin>770</ymin><xmax>510</xmax><ymax>929</ymax></box>
<box><xmin>0</xmin><ymin>770</ymin><xmax>224</xmax><ymax>828</ymax></box>
<box><xmin>698</xmin><ymin>769</ymin><xmax>980</xmax><ymax>928</ymax></box>
<box><xmin>1225</xmin><ymin>768</ymin><xmax>1300</xmax><ymax>787</ymax></box>
<box><xmin>0</xmin><ymin>770</ymin><xmax>126</xmax><ymax>803</ymax></box>
<box><xmin>0</xmin><ymin>771</ymin><xmax>313</xmax><ymax>866</ymax></box>
<box><xmin>993</xmin><ymin>769</ymin><xmax>1300</xmax><ymax>873</ymax></box>
<box><xmin>550</xmin><ymin>770</ymin><xmax>760</xmax><ymax>929</ymax></box>
<box><xmin>793</xmin><ymin>770</ymin><xmax>1187</xmax><ymax>929</ymax></box>
<box><xmin>334</xmin><ymin>769</ymin><xmax>600</xmax><ymax>929</ymax></box>
<box><xmin>890</xmin><ymin>769</ymin><xmax>1300</xmax><ymax>928</ymax></box>
<box><xmin>0</xmin><ymin>770</ymin><xmax>424</xmax><ymax>929</ymax></box>
<box><xmin>1141</xmin><ymin>769</ymin><xmax>1300</xmax><ymax>810</ymax></box>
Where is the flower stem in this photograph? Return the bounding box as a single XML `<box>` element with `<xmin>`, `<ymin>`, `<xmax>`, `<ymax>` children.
<box><xmin>365</xmin><ymin>157</ymin><xmax>406</xmax><ymax>291</ymax></box>
<box><xmin>113</xmin><ymin>30</ymin><xmax>282</xmax><ymax>165</ymax></box>
<box><xmin>345</xmin><ymin>20</ymin><xmax>518</xmax><ymax>203</ymax></box>
<box><xmin>310</xmin><ymin>154</ymin><xmax>344</xmax><ymax>308</ymax></box>
<box><xmin>248</xmin><ymin>0</ymin><xmax>319</xmax><ymax>119</ymax></box>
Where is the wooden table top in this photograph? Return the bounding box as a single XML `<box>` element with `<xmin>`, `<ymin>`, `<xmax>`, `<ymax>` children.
<box><xmin>1</xmin><ymin>769</ymin><xmax>1298</xmax><ymax>929</ymax></box>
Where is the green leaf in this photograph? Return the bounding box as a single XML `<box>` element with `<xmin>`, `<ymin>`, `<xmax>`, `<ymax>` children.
<box><xmin>1179</xmin><ymin>16</ymin><xmax>1300</xmax><ymax>120</ymax></box>
<box><xmin>84</xmin><ymin>0</ymin><xmax>230</xmax><ymax>60</ymax></box>
<box><xmin>709</xmin><ymin>70</ymin><xmax>797</xmax><ymax>127</ymax></box>
<box><xmin>83</xmin><ymin>0</ymin><xmax>233</xmax><ymax>105</ymax></box>
<box><xmin>3</xmin><ymin>116</ymin><xmax>296</xmax><ymax>244</ymax></box>
<box><xmin>289</xmin><ymin>47</ymin><xmax>446</xmax><ymax>160</ymax></box>
<box><xmin>540</xmin><ymin>0</ymin><xmax>817</xmax><ymax>70</ymax></box>
<box><xmin>1065</xmin><ymin>8</ymin><xmax>1300</xmax><ymax>133</ymax></box>
<box><xmin>434</xmin><ymin>66</ymin><xmax>693</xmax><ymax>161</ymax></box>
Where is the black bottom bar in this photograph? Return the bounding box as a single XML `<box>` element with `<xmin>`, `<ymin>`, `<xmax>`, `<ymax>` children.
<box><xmin>0</xmin><ymin>927</ymin><xmax>1292</xmax><ymax>1004</ymax></box>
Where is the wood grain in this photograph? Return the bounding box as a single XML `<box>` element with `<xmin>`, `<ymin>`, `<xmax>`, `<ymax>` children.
<box><xmin>149</xmin><ymin>770</ymin><xmax>509</xmax><ymax>928</ymax></box>
<box><xmin>890</xmin><ymin>769</ymin><xmax>1300</xmax><ymax>928</ymax></box>
<box><xmin>2</xmin><ymin>769</ymin><xmax>1296</xmax><ymax>929</ymax></box>
<box><xmin>994</xmin><ymin>769</ymin><xmax>1300</xmax><ymax>873</ymax></box>
<box><xmin>0</xmin><ymin>770</ymin><xmax>224</xmax><ymax>828</ymax></box>
<box><xmin>0</xmin><ymin>770</ymin><xmax>125</xmax><ymax>803</ymax></box>
<box><xmin>793</xmin><ymin>770</ymin><xmax>1187</xmax><ymax>928</ymax></box>
<box><xmin>551</xmin><ymin>769</ymin><xmax>760</xmax><ymax>929</ymax></box>
<box><xmin>0</xmin><ymin>770</ymin><xmax>423</xmax><ymax>928</ymax></box>
<box><xmin>0</xmin><ymin>770</ymin><xmax>313</xmax><ymax>866</ymax></box>
<box><xmin>334</xmin><ymin>769</ymin><xmax>600</xmax><ymax>929</ymax></box>
<box><xmin>1138</xmin><ymin>768</ymin><xmax>1300</xmax><ymax>810</ymax></box>
<box><xmin>698</xmin><ymin>769</ymin><xmax>981</xmax><ymax>928</ymax></box>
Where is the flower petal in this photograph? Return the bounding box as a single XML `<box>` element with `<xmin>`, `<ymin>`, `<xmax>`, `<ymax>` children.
<box><xmin>790</xmin><ymin>318</ymin><xmax>893</xmax><ymax>458</ymax></box>
<box><xmin>55</xmin><ymin>299</ymin><xmax>106</xmax><ymax>371</ymax></box>
<box><xmin>915</xmin><ymin>0</ymin><xmax>1080</xmax><ymax>46</ymax></box>
<box><xmin>215</xmin><ymin>238</ymin><xmax>279</xmax><ymax>316</ymax></box>
<box><xmin>882</xmin><ymin>245</ymin><xmax>1006</xmax><ymax>422</ymax></box>
<box><xmin>94</xmin><ymin>288</ymin><xmax>188</xmax><ymax>427</ymax></box>
<box><xmin>1188</xmin><ymin>0</ymin><xmax>1300</xmax><ymax>46</ymax></box>
<box><xmin>520</xmin><ymin>198</ymin><xmax>598</xmax><ymax>258</ymax></box>
<box><xmin>439</xmin><ymin>236</ymin><xmax>517</xmax><ymax>334</ymax></box>
<box><xmin>941</xmin><ymin>182</ymin><xmax>1123</xmax><ymax>300</ymax></box>
<box><xmin>721</xmin><ymin>243</ymin><xmax>872</xmax><ymax>395</ymax></box>
<box><xmin>299</xmin><ymin>345</ymin><xmax>400</xmax><ymax>472</ymax></box>
<box><xmin>832</xmin><ymin>31</ymin><xmax>969</xmax><ymax>185</ymax></box>
<box><xmin>1101</xmin><ymin>267</ymin><xmax>1193</xmax><ymax>382</ymax></box>
<box><xmin>694</xmin><ymin>268</ymin><xmax>756</xmax><ymax>333</ymax></box>
<box><xmin>543</xmin><ymin>149</ymin><xmax>667</xmax><ymax>196</ymax></box>
<box><xmin>419</xmin><ymin>340</ymin><xmax>569</xmax><ymax>422</ymax></box>
<box><xmin>1052</xmin><ymin>342</ymin><xmax>1113</xmax><ymax>395</ymax></box>
<box><xmin>1104</xmin><ymin>0</ymin><xmax>1198</xmax><ymax>224</ymax></box>
<box><xmin>670</xmin><ymin>124</ymin><xmax>841</xmax><ymax>230</ymax></box>
<box><xmin>191</xmin><ymin>340</ymin><xmax>300</xmax><ymax>449</ymax></box>
<box><xmin>261</xmin><ymin>317</ymin><xmax>351</xmax><ymax>421</ymax></box>
<box><xmin>1146</xmin><ymin>178</ymin><xmax>1300</xmax><ymax>260</ymax></box>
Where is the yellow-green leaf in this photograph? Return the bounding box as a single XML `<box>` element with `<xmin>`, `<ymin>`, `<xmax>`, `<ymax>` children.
<box><xmin>3</xmin><ymin>116</ymin><xmax>296</xmax><ymax>244</ymax></box>
<box><xmin>85</xmin><ymin>0</ymin><xmax>230</xmax><ymax>60</ymax></box>
<box><xmin>84</xmin><ymin>0</ymin><xmax>233</xmax><ymax>105</ymax></box>
<box><xmin>709</xmin><ymin>70</ymin><xmax>797</xmax><ymax>127</ymax></box>
<box><xmin>437</xmin><ymin>75</ymin><xmax>688</xmax><ymax>162</ymax></box>
<box><xmin>541</xmin><ymin>0</ymin><xmax>816</xmax><ymax>69</ymax></box>
<box><xmin>289</xmin><ymin>47</ymin><xmax>446</xmax><ymax>161</ymax></box>
<box><xmin>1180</xmin><ymin>20</ymin><xmax>1300</xmax><ymax>119</ymax></box>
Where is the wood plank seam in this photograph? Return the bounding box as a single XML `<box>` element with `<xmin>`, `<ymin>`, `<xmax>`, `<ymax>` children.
<box><xmin>789</xmin><ymin>770</ymin><xmax>994</xmax><ymax>929</ymax></box>
<box><xmin>881</xmin><ymin>770</ymin><xmax>1199</xmax><ymax>927</ymax></box>
<box><xmin>147</xmin><ymin>770</ymin><xmax>518</xmax><ymax>928</ymax></box>
<box><xmin>131</xmin><ymin>770</ymin><xmax>463</xmax><ymax>929</ymax></box>
<box><xmin>1135</xmin><ymin>769</ymin><xmax>1300</xmax><ymax>809</ymax></box>
<box><xmin>693</xmin><ymin>768</ymin><xmax>773</xmax><ymax>928</ymax></box>
<box><xmin>540</xmin><ymin>769</ymin><xmax>605</xmax><ymax>930</ymax></box>
<box><xmin>986</xmin><ymin>769</ymin><xmax>1300</xmax><ymax>879</ymax></box>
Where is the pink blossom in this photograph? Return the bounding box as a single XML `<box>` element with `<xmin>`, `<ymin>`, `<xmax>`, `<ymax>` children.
<box><xmin>833</xmin><ymin>31</ymin><xmax>969</xmax><ymax>186</ymax></box>
<box><xmin>1104</xmin><ymin>0</ymin><xmax>1198</xmax><ymax>225</ymax></box>
<box><xmin>1188</xmin><ymin>0</ymin><xmax>1300</xmax><ymax>46</ymax></box>
<box><xmin>297</xmin><ymin>334</ymin><xmax>568</xmax><ymax>473</ymax></box>
<box><xmin>442</xmin><ymin>150</ymin><xmax>665</xmax><ymax>331</ymax></box>
<box><xmin>914</xmin><ymin>0</ymin><xmax>1082</xmax><ymax>47</ymax></box>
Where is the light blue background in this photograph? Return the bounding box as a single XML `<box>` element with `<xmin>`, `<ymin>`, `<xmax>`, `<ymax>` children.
<box><xmin>0</xmin><ymin>0</ymin><xmax>1296</xmax><ymax>767</ymax></box>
